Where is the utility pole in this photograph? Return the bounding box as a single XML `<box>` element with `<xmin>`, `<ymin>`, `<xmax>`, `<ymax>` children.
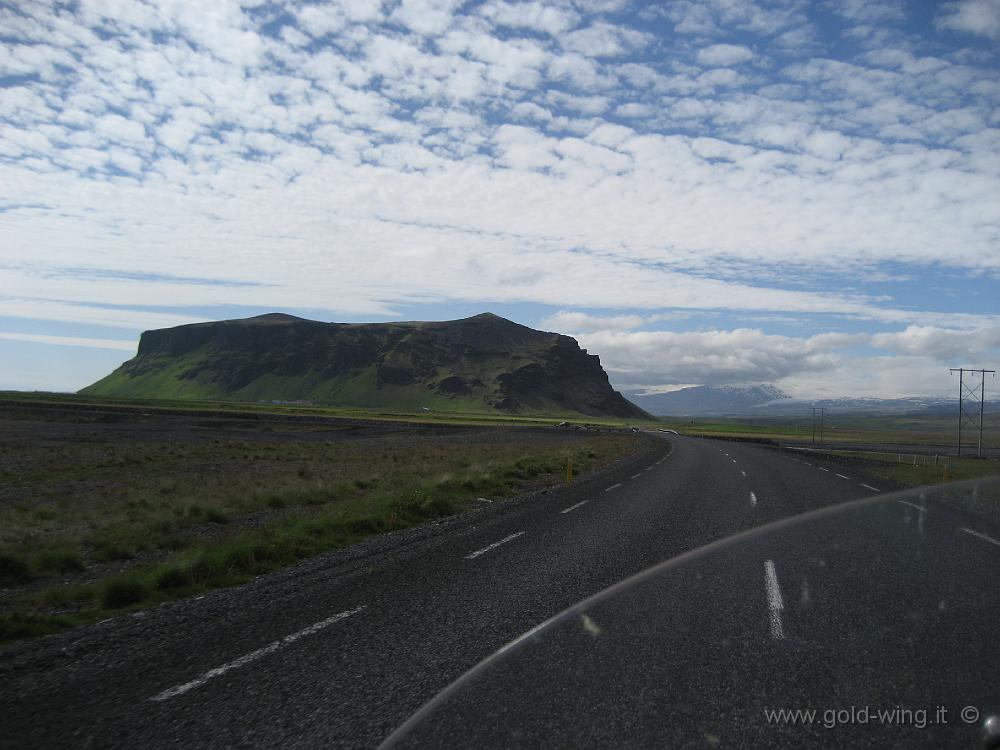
<box><xmin>811</xmin><ymin>407</ymin><xmax>825</xmax><ymax>445</ymax></box>
<box><xmin>950</xmin><ymin>368</ymin><xmax>995</xmax><ymax>458</ymax></box>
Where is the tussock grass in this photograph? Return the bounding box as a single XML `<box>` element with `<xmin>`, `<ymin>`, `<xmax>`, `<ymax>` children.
<box><xmin>0</xmin><ymin>421</ymin><xmax>636</xmax><ymax>643</ymax></box>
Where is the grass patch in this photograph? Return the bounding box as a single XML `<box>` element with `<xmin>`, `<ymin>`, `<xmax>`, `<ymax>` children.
<box><xmin>0</xmin><ymin>401</ymin><xmax>640</xmax><ymax>644</ymax></box>
<box><xmin>0</xmin><ymin>552</ymin><xmax>33</xmax><ymax>586</ymax></box>
<box><xmin>35</xmin><ymin>550</ymin><xmax>86</xmax><ymax>575</ymax></box>
<box><xmin>855</xmin><ymin>455</ymin><xmax>1000</xmax><ymax>487</ymax></box>
<box><xmin>101</xmin><ymin>577</ymin><xmax>148</xmax><ymax>609</ymax></box>
<box><xmin>0</xmin><ymin>612</ymin><xmax>77</xmax><ymax>642</ymax></box>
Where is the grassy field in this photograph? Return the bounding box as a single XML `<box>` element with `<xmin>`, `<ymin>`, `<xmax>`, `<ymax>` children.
<box><xmin>2</xmin><ymin>390</ymin><xmax>660</xmax><ymax>428</ymax></box>
<box><xmin>0</xmin><ymin>397</ymin><xmax>640</xmax><ymax>642</ymax></box>
<box><xmin>661</xmin><ymin>411</ymin><xmax>1000</xmax><ymax>449</ymax></box>
<box><xmin>800</xmin><ymin>449</ymin><xmax>1000</xmax><ymax>487</ymax></box>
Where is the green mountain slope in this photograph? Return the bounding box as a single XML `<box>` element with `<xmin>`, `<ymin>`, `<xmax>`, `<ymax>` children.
<box><xmin>82</xmin><ymin>313</ymin><xmax>648</xmax><ymax>419</ymax></box>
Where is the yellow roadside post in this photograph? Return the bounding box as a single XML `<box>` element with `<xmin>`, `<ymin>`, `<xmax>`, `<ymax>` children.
<box><xmin>566</xmin><ymin>460</ymin><xmax>574</xmax><ymax>484</ymax></box>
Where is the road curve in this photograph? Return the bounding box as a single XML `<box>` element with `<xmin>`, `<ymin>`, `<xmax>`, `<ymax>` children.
<box><xmin>2</xmin><ymin>435</ymin><xmax>894</xmax><ymax>749</ymax></box>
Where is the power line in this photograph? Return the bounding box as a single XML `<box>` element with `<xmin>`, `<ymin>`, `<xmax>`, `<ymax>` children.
<box><xmin>950</xmin><ymin>368</ymin><xmax>995</xmax><ymax>458</ymax></box>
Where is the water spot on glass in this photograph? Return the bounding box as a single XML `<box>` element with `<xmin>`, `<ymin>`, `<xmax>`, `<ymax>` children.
<box><xmin>580</xmin><ymin>612</ymin><xmax>602</xmax><ymax>638</ymax></box>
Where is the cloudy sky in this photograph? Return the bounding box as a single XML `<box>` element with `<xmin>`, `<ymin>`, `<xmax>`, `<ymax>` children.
<box><xmin>1</xmin><ymin>0</ymin><xmax>998</xmax><ymax>398</ymax></box>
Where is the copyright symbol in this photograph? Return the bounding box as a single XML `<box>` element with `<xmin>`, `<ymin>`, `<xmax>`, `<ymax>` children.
<box><xmin>961</xmin><ymin>706</ymin><xmax>980</xmax><ymax>724</ymax></box>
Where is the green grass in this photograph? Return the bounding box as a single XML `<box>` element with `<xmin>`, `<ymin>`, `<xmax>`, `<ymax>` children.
<box><xmin>663</xmin><ymin>413</ymin><xmax>1000</xmax><ymax>450</ymax></box>
<box><xmin>2</xmin><ymin>390</ymin><xmax>659</xmax><ymax>429</ymax></box>
<box><xmin>0</xmin><ymin>404</ymin><xmax>639</xmax><ymax>643</ymax></box>
<box><xmin>826</xmin><ymin>450</ymin><xmax>1000</xmax><ymax>487</ymax></box>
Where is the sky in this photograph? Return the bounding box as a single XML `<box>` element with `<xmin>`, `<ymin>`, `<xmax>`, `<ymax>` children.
<box><xmin>1</xmin><ymin>0</ymin><xmax>999</xmax><ymax>399</ymax></box>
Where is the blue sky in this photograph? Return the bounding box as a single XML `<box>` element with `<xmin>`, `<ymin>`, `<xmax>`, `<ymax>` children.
<box><xmin>1</xmin><ymin>0</ymin><xmax>998</xmax><ymax>397</ymax></box>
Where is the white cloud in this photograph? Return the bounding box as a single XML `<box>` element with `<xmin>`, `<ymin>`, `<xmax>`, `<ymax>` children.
<box><xmin>0</xmin><ymin>0</ymin><xmax>998</xmax><ymax>399</ymax></box>
<box><xmin>574</xmin><ymin>324</ymin><xmax>1000</xmax><ymax>396</ymax></box>
<box><xmin>937</xmin><ymin>0</ymin><xmax>1000</xmax><ymax>40</ymax></box>
<box><xmin>392</xmin><ymin>0</ymin><xmax>464</xmax><ymax>35</ymax></box>
<box><xmin>540</xmin><ymin>311</ymin><xmax>645</xmax><ymax>332</ymax></box>
<box><xmin>0</xmin><ymin>332</ymin><xmax>137</xmax><ymax>351</ymax></box>
<box><xmin>578</xmin><ymin>328</ymin><xmax>852</xmax><ymax>389</ymax></box>
<box><xmin>696</xmin><ymin>43</ymin><xmax>753</xmax><ymax>67</ymax></box>
<box><xmin>481</xmin><ymin>1</ymin><xmax>579</xmax><ymax>35</ymax></box>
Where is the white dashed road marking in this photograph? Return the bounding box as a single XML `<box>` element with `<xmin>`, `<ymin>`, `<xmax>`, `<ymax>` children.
<box><xmin>605</xmin><ymin>483</ymin><xmax>622</xmax><ymax>492</ymax></box>
<box><xmin>818</xmin><ymin>467</ymin><xmax>829</xmax><ymax>472</ymax></box>
<box><xmin>860</xmin><ymin>484</ymin><xmax>880</xmax><ymax>492</ymax></box>
<box><xmin>465</xmin><ymin>531</ymin><xmax>525</xmax><ymax>560</ymax></box>
<box><xmin>960</xmin><ymin>527</ymin><xmax>1000</xmax><ymax>547</ymax></box>
<box><xmin>835</xmin><ymin>473</ymin><xmax>851</xmax><ymax>480</ymax></box>
<box><xmin>150</xmin><ymin>606</ymin><xmax>366</xmax><ymax>702</ymax></box>
<box><xmin>898</xmin><ymin>500</ymin><xmax>925</xmax><ymax>511</ymax></box>
<box><xmin>630</xmin><ymin>473</ymin><xmax>642</xmax><ymax>480</ymax></box>
<box><xmin>750</xmin><ymin>492</ymin><xmax>757</xmax><ymax>507</ymax></box>
<box><xmin>560</xmin><ymin>500</ymin><xmax>590</xmax><ymax>514</ymax></box>
<box><xmin>764</xmin><ymin>560</ymin><xmax>785</xmax><ymax>640</ymax></box>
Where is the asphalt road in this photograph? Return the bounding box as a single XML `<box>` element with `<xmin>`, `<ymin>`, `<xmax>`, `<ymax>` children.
<box><xmin>2</xmin><ymin>435</ymin><xmax>909</xmax><ymax>749</ymax></box>
<box><xmin>388</xmin><ymin>478</ymin><xmax>1000</xmax><ymax>749</ymax></box>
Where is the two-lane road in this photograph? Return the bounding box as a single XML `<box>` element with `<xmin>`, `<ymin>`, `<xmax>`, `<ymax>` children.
<box><xmin>2</xmin><ymin>434</ymin><xmax>895</xmax><ymax>748</ymax></box>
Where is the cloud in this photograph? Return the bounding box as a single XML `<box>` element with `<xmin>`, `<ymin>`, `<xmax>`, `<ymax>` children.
<box><xmin>870</xmin><ymin>324</ymin><xmax>1000</xmax><ymax>361</ymax></box>
<box><xmin>0</xmin><ymin>0</ymin><xmax>998</xmax><ymax>399</ymax></box>
<box><xmin>392</xmin><ymin>0</ymin><xmax>464</xmax><ymax>35</ymax></box>
<box><xmin>579</xmin><ymin>323</ymin><xmax>1000</xmax><ymax>396</ymax></box>
<box><xmin>480</xmin><ymin>1</ymin><xmax>580</xmax><ymax>35</ymax></box>
<box><xmin>540</xmin><ymin>309</ymin><xmax>693</xmax><ymax>333</ymax></box>
<box><xmin>937</xmin><ymin>0</ymin><xmax>1000</xmax><ymax>40</ymax></box>
<box><xmin>0</xmin><ymin>332</ymin><xmax>137</xmax><ymax>351</ymax></box>
<box><xmin>540</xmin><ymin>311</ymin><xmax>645</xmax><ymax>332</ymax></box>
<box><xmin>578</xmin><ymin>328</ymin><xmax>853</xmax><ymax>389</ymax></box>
<box><xmin>827</xmin><ymin>0</ymin><xmax>905</xmax><ymax>24</ymax></box>
<box><xmin>696</xmin><ymin>43</ymin><xmax>753</xmax><ymax>67</ymax></box>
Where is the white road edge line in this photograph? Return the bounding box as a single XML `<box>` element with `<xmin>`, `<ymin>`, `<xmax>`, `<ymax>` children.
<box><xmin>835</xmin><ymin>473</ymin><xmax>851</xmax><ymax>480</ymax></box>
<box><xmin>605</xmin><ymin>483</ymin><xmax>622</xmax><ymax>492</ymax></box>
<box><xmin>960</xmin><ymin>527</ymin><xmax>1000</xmax><ymax>547</ymax></box>
<box><xmin>560</xmin><ymin>499</ymin><xmax>590</xmax><ymax>514</ymax></box>
<box><xmin>150</xmin><ymin>605</ymin><xmax>366</xmax><ymax>702</ymax></box>
<box><xmin>750</xmin><ymin>491</ymin><xmax>757</xmax><ymax>507</ymax></box>
<box><xmin>897</xmin><ymin>500</ymin><xmax>924</xmax><ymax>511</ymax></box>
<box><xmin>861</xmin><ymin>483</ymin><xmax>880</xmax><ymax>492</ymax></box>
<box><xmin>764</xmin><ymin>560</ymin><xmax>785</xmax><ymax>641</ymax></box>
<box><xmin>465</xmin><ymin>531</ymin><xmax>525</xmax><ymax>560</ymax></box>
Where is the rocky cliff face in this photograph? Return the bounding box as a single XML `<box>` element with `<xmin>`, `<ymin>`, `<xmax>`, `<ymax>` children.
<box><xmin>83</xmin><ymin>313</ymin><xmax>648</xmax><ymax>419</ymax></box>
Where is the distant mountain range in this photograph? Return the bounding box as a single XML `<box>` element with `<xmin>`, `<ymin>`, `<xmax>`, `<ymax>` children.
<box><xmin>82</xmin><ymin>312</ymin><xmax>647</xmax><ymax>419</ymax></box>
<box><xmin>625</xmin><ymin>384</ymin><xmax>789</xmax><ymax>416</ymax></box>
<box><xmin>625</xmin><ymin>384</ymin><xmax>1000</xmax><ymax>417</ymax></box>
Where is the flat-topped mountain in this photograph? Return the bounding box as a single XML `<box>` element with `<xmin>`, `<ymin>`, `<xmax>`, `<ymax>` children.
<box><xmin>82</xmin><ymin>313</ymin><xmax>647</xmax><ymax>418</ymax></box>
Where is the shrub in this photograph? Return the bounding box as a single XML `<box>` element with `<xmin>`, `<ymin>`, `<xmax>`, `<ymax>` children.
<box><xmin>155</xmin><ymin>565</ymin><xmax>194</xmax><ymax>591</ymax></box>
<box><xmin>92</xmin><ymin>539</ymin><xmax>136</xmax><ymax>562</ymax></box>
<box><xmin>101</xmin><ymin>577</ymin><xmax>148</xmax><ymax>609</ymax></box>
<box><xmin>0</xmin><ymin>612</ymin><xmax>73</xmax><ymax>642</ymax></box>
<box><xmin>205</xmin><ymin>508</ymin><xmax>228</xmax><ymax>524</ymax></box>
<box><xmin>0</xmin><ymin>553</ymin><xmax>32</xmax><ymax>586</ymax></box>
<box><xmin>36</xmin><ymin>550</ymin><xmax>85</xmax><ymax>574</ymax></box>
